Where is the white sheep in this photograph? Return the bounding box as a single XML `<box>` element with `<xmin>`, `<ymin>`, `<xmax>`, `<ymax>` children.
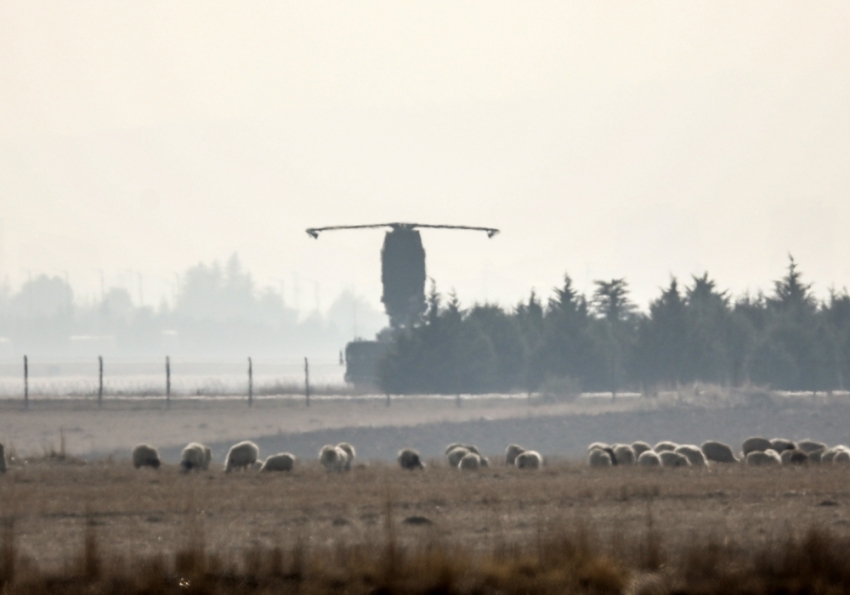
<box><xmin>447</xmin><ymin>446</ymin><xmax>471</xmax><ymax>467</ymax></box>
<box><xmin>780</xmin><ymin>449</ymin><xmax>808</xmax><ymax>465</ymax></box>
<box><xmin>224</xmin><ymin>440</ymin><xmax>260</xmax><ymax>472</ymax></box>
<box><xmin>659</xmin><ymin>451</ymin><xmax>690</xmax><ymax>467</ymax></box>
<box><xmin>444</xmin><ymin>443</ymin><xmax>463</xmax><ymax>455</ymax></box>
<box><xmin>588</xmin><ymin>448</ymin><xmax>612</xmax><ymax>467</ymax></box>
<box><xmin>463</xmin><ymin>444</ymin><xmax>481</xmax><ymax>455</ymax></box>
<box><xmin>701</xmin><ymin>440</ymin><xmax>737</xmax><ymax>463</ymax></box>
<box><xmin>834</xmin><ymin>449</ymin><xmax>850</xmax><ymax>464</ymax></box>
<box><xmin>808</xmin><ymin>448</ymin><xmax>826</xmax><ymax>463</ymax></box>
<box><xmin>612</xmin><ymin>444</ymin><xmax>636</xmax><ymax>466</ymax></box>
<box><xmin>180</xmin><ymin>442</ymin><xmax>212</xmax><ymax>472</ymax></box>
<box><xmin>319</xmin><ymin>444</ymin><xmax>347</xmax><ymax>472</ymax></box>
<box><xmin>398</xmin><ymin>448</ymin><xmax>424</xmax><ymax>470</ymax></box>
<box><xmin>458</xmin><ymin>452</ymin><xmax>482</xmax><ymax>471</ymax></box>
<box><xmin>746</xmin><ymin>448</ymin><xmax>782</xmax><ymax>467</ymax></box>
<box><xmin>515</xmin><ymin>450</ymin><xmax>542</xmax><ymax>470</ymax></box>
<box><xmin>674</xmin><ymin>444</ymin><xmax>708</xmax><ymax>467</ymax></box>
<box><xmin>829</xmin><ymin>446</ymin><xmax>850</xmax><ymax>463</ymax></box>
<box><xmin>746</xmin><ymin>449</ymin><xmax>781</xmax><ymax>466</ymax></box>
<box><xmin>796</xmin><ymin>439</ymin><xmax>827</xmax><ymax>454</ymax></box>
<box><xmin>637</xmin><ymin>450</ymin><xmax>661</xmax><ymax>467</ymax></box>
<box><xmin>653</xmin><ymin>441</ymin><xmax>678</xmax><ymax>453</ymax></box>
<box><xmin>260</xmin><ymin>452</ymin><xmax>296</xmax><ymax>472</ymax></box>
<box><xmin>131</xmin><ymin>444</ymin><xmax>161</xmax><ymax>469</ymax></box>
<box><xmin>336</xmin><ymin>442</ymin><xmax>356</xmax><ymax>470</ymax></box>
<box><xmin>0</xmin><ymin>443</ymin><xmax>6</xmax><ymax>473</ymax></box>
<box><xmin>742</xmin><ymin>436</ymin><xmax>772</xmax><ymax>456</ymax></box>
<box><xmin>505</xmin><ymin>444</ymin><xmax>526</xmax><ymax>466</ymax></box>
<box><xmin>587</xmin><ymin>442</ymin><xmax>610</xmax><ymax>452</ymax></box>
<box><xmin>631</xmin><ymin>441</ymin><xmax>653</xmax><ymax>457</ymax></box>
<box><xmin>769</xmin><ymin>438</ymin><xmax>796</xmax><ymax>453</ymax></box>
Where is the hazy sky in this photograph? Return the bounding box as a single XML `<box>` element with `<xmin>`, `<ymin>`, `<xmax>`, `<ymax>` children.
<box><xmin>2</xmin><ymin>2</ymin><xmax>849</xmax><ymax>314</ymax></box>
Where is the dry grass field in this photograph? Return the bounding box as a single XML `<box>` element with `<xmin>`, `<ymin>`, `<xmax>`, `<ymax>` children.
<box><xmin>3</xmin><ymin>456</ymin><xmax>850</xmax><ymax>594</ymax></box>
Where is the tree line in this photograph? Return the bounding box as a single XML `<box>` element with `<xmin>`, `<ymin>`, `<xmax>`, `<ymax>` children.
<box><xmin>378</xmin><ymin>258</ymin><xmax>850</xmax><ymax>394</ymax></box>
<box><xmin>0</xmin><ymin>254</ymin><xmax>385</xmax><ymax>357</ymax></box>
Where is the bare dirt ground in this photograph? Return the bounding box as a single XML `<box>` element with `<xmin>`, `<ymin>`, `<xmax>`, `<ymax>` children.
<box><xmin>0</xmin><ymin>394</ymin><xmax>646</xmax><ymax>459</ymax></box>
<box><xmin>1</xmin><ymin>389</ymin><xmax>848</xmax><ymax>466</ymax></box>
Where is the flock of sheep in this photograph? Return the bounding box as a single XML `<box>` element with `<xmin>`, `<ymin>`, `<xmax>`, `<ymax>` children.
<box><xmin>126</xmin><ymin>440</ymin><xmax>546</xmax><ymax>473</ymax></box>
<box><xmin>586</xmin><ymin>437</ymin><xmax>850</xmax><ymax>467</ymax></box>
<box><xmin>3</xmin><ymin>436</ymin><xmax>847</xmax><ymax>475</ymax></box>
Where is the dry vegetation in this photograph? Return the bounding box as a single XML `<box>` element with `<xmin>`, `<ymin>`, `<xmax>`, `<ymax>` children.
<box><xmin>2</xmin><ymin>457</ymin><xmax>850</xmax><ymax>593</ymax></box>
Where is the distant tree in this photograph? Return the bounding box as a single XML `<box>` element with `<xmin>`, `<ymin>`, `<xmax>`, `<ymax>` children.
<box><xmin>749</xmin><ymin>257</ymin><xmax>828</xmax><ymax>390</ymax></box>
<box><xmin>635</xmin><ymin>278</ymin><xmax>688</xmax><ymax>386</ymax></box>
<box><xmin>683</xmin><ymin>273</ymin><xmax>733</xmax><ymax>383</ymax></box>
<box><xmin>824</xmin><ymin>289</ymin><xmax>850</xmax><ymax>390</ymax></box>
<box><xmin>378</xmin><ymin>287</ymin><xmax>498</xmax><ymax>394</ymax></box>
<box><xmin>534</xmin><ymin>275</ymin><xmax>597</xmax><ymax>390</ymax></box>
<box><xmin>467</xmin><ymin>304</ymin><xmax>528</xmax><ymax>391</ymax></box>
<box><xmin>10</xmin><ymin>275</ymin><xmax>74</xmax><ymax>319</ymax></box>
<box><xmin>591</xmin><ymin>279</ymin><xmax>637</xmax><ymax>397</ymax></box>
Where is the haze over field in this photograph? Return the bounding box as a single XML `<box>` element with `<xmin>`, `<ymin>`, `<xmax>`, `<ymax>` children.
<box><xmin>2</xmin><ymin>2</ymin><xmax>849</xmax><ymax>316</ymax></box>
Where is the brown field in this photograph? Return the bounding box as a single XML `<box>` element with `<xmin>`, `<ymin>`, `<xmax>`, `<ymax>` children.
<box><xmin>3</xmin><ymin>456</ymin><xmax>850</xmax><ymax>594</ymax></box>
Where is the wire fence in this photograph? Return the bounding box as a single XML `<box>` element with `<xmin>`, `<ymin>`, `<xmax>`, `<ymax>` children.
<box><xmin>0</xmin><ymin>356</ymin><xmax>347</xmax><ymax>400</ymax></box>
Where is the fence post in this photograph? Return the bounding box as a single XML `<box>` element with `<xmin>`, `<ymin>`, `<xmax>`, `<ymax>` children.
<box><xmin>165</xmin><ymin>356</ymin><xmax>171</xmax><ymax>408</ymax></box>
<box><xmin>98</xmin><ymin>355</ymin><xmax>103</xmax><ymax>407</ymax></box>
<box><xmin>304</xmin><ymin>357</ymin><xmax>310</xmax><ymax>407</ymax></box>
<box><xmin>23</xmin><ymin>355</ymin><xmax>28</xmax><ymax>410</ymax></box>
<box><xmin>248</xmin><ymin>357</ymin><xmax>253</xmax><ymax>407</ymax></box>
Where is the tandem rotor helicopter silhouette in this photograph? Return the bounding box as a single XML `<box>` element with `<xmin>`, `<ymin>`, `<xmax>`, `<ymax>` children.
<box><xmin>306</xmin><ymin>222</ymin><xmax>499</xmax><ymax>384</ymax></box>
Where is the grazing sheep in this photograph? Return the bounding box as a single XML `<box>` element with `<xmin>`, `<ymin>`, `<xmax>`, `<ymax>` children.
<box><xmin>515</xmin><ymin>450</ymin><xmax>543</xmax><ymax>470</ymax></box>
<box><xmin>587</xmin><ymin>442</ymin><xmax>610</xmax><ymax>452</ymax></box>
<box><xmin>780</xmin><ymin>449</ymin><xmax>808</xmax><ymax>465</ymax></box>
<box><xmin>808</xmin><ymin>448</ymin><xmax>825</xmax><ymax>463</ymax></box>
<box><xmin>746</xmin><ymin>449</ymin><xmax>781</xmax><ymax>466</ymax></box>
<box><xmin>0</xmin><ymin>443</ymin><xmax>6</xmax><ymax>473</ymax></box>
<box><xmin>742</xmin><ymin>436</ymin><xmax>772</xmax><ymax>456</ymax></box>
<box><xmin>796</xmin><ymin>439</ymin><xmax>827</xmax><ymax>454</ymax></box>
<box><xmin>131</xmin><ymin>444</ymin><xmax>161</xmax><ymax>469</ymax></box>
<box><xmin>447</xmin><ymin>446</ymin><xmax>471</xmax><ymax>467</ymax></box>
<box><xmin>506</xmin><ymin>444</ymin><xmax>526</xmax><ymax>466</ymax></box>
<box><xmin>180</xmin><ymin>442</ymin><xmax>212</xmax><ymax>472</ymax></box>
<box><xmin>820</xmin><ymin>447</ymin><xmax>838</xmax><ymax>463</ymax></box>
<box><xmin>769</xmin><ymin>438</ymin><xmax>796</xmax><ymax>453</ymax></box>
<box><xmin>701</xmin><ymin>440</ymin><xmax>737</xmax><ymax>463</ymax></box>
<box><xmin>588</xmin><ymin>448</ymin><xmax>613</xmax><ymax>467</ymax></box>
<box><xmin>458</xmin><ymin>452</ymin><xmax>482</xmax><ymax>471</ymax></box>
<box><xmin>659</xmin><ymin>451</ymin><xmax>690</xmax><ymax>467</ymax></box>
<box><xmin>398</xmin><ymin>448</ymin><xmax>424</xmax><ymax>470</ymax></box>
<box><xmin>833</xmin><ymin>447</ymin><xmax>850</xmax><ymax>464</ymax></box>
<box><xmin>612</xmin><ymin>444</ymin><xmax>636</xmax><ymax>466</ymax></box>
<box><xmin>445</xmin><ymin>443</ymin><xmax>463</xmax><ymax>455</ymax></box>
<box><xmin>654</xmin><ymin>441</ymin><xmax>678</xmax><ymax>453</ymax></box>
<box><xmin>631</xmin><ymin>441</ymin><xmax>653</xmax><ymax>457</ymax></box>
<box><xmin>674</xmin><ymin>445</ymin><xmax>708</xmax><ymax>467</ymax></box>
<box><xmin>319</xmin><ymin>444</ymin><xmax>348</xmax><ymax>472</ymax></box>
<box><xmin>638</xmin><ymin>450</ymin><xmax>661</xmax><ymax>467</ymax></box>
<box><xmin>337</xmin><ymin>442</ymin><xmax>356</xmax><ymax>470</ymax></box>
<box><xmin>261</xmin><ymin>453</ymin><xmax>296</xmax><ymax>472</ymax></box>
<box><xmin>224</xmin><ymin>441</ymin><xmax>260</xmax><ymax>472</ymax></box>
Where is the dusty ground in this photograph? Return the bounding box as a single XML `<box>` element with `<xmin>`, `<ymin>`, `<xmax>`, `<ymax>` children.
<box><xmin>1</xmin><ymin>390</ymin><xmax>848</xmax><ymax>465</ymax></box>
<box><xmin>0</xmin><ymin>394</ymin><xmax>644</xmax><ymax>458</ymax></box>
<box><xmin>2</xmin><ymin>459</ymin><xmax>850</xmax><ymax>574</ymax></box>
